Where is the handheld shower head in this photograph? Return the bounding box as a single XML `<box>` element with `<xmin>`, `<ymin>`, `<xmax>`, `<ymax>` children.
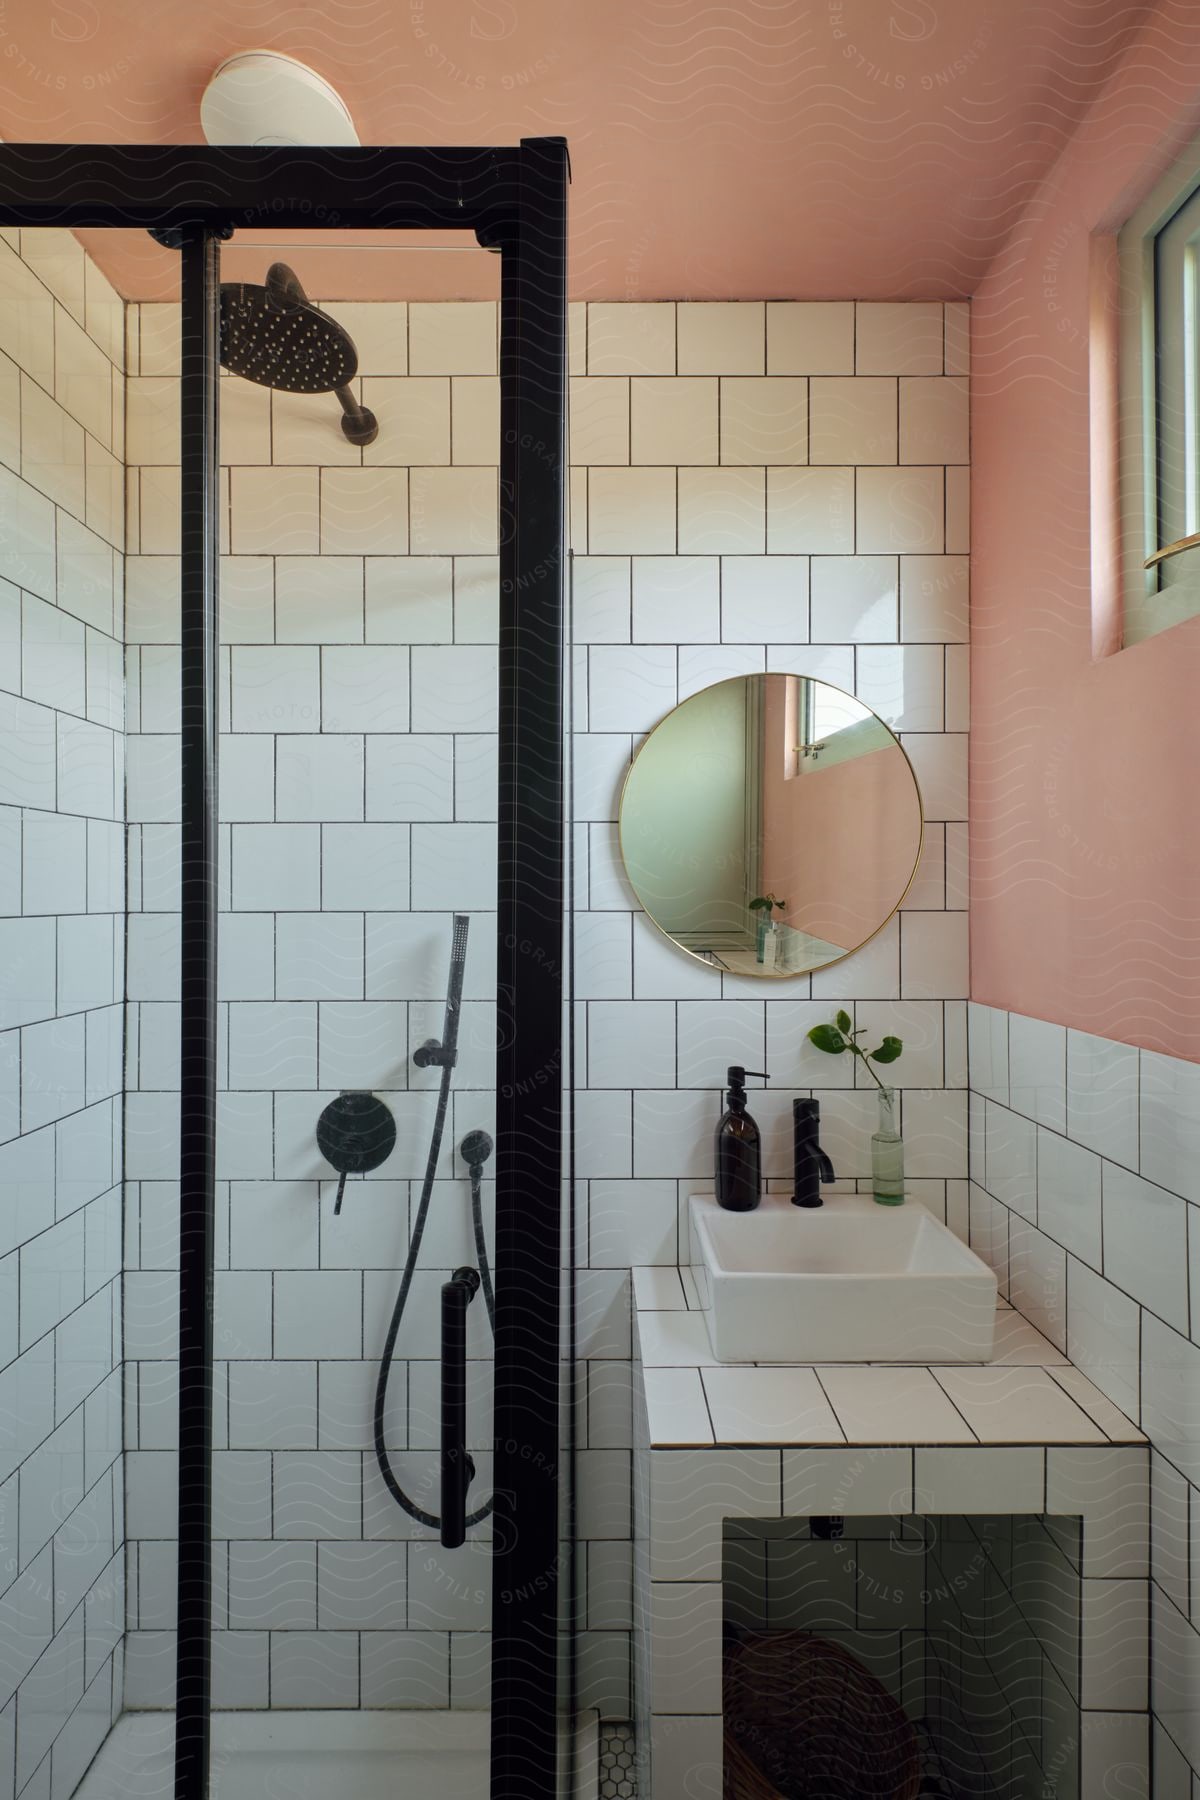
<box><xmin>460</xmin><ymin>1130</ymin><xmax>494</xmax><ymax>1173</ymax></box>
<box><xmin>411</xmin><ymin>914</ymin><xmax>470</xmax><ymax>1072</ymax></box>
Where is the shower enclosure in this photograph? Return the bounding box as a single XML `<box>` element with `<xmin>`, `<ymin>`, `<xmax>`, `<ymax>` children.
<box><xmin>0</xmin><ymin>142</ymin><xmax>571</xmax><ymax>1800</ymax></box>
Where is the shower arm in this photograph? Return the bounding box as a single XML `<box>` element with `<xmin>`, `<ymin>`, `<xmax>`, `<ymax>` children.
<box><xmin>332</xmin><ymin>385</ymin><xmax>376</xmax><ymax>442</ymax></box>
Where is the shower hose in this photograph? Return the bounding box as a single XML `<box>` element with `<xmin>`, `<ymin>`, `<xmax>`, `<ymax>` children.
<box><xmin>372</xmin><ymin>1057</ymin><xmax>496</xmax><ymax>1532</ymax></box>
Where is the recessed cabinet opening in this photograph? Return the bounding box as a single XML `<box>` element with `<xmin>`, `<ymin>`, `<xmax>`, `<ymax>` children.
<box><xmin>723</xmin><ymin>1513</ymin><xmax>1083</xmax><ymax>1800</ymax></box>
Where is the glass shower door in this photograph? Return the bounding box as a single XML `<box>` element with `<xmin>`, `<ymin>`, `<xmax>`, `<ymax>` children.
<box><xmin>0</xmin><ymin>140</ymin><xmax>570</xmax><ymax>1800</ymax></box>
<box><xmin>207</xmin><ymin>237</ymin><xmax>507</xmax><ymax>1762</ymax></box>
<box><xmin>195</xmin><ymin>202</ymin><xmax>571</xmax><ymax>1793</ymax></box>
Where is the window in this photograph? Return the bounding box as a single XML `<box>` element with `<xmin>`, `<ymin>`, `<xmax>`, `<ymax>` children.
<box><xmin>788</xmin><ymin>677</ymin><xmax>890</xmax><ymax>773</ymax></box>
<box><xmin>1118</xmin><ymin>136</ymin><xmax>1200</xmax><ymax>645</ymax></box>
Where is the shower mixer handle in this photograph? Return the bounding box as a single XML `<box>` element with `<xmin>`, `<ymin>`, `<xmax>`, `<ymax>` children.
<box><xmin>315</xmin><ymin>1092</ymin><xmax>397</xmax><ymax>1215</ymax></box>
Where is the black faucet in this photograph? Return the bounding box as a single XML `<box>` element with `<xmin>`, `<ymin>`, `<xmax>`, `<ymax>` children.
<box><xmin>792</xmin><ymin>1098</ymin><xmax>835</xmax><ymax>1208</ymax></box>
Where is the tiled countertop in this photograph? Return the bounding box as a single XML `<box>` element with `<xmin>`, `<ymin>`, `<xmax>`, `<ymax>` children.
<box><xmin>633</xmin><ymin>1265</ymin><xmax>1145</xmax><ymax>1450</ymax></box>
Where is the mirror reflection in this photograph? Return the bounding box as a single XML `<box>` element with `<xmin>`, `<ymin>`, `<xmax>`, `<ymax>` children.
<box><xmin>619</xmin><ymin>674</ymin><xmax>923</xmax><ymax>978</ymax></box>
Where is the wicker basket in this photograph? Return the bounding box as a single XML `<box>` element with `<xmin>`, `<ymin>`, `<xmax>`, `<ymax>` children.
<box><xmin>724</xmin><ymin>1631</ymin><xmax>921</xmax><ymax>1800</ymax></box>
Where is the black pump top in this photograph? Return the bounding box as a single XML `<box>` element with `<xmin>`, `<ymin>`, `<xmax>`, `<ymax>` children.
<box><xmin>725</xmin><ymin>1066</ymin><xmax>769</xmax><ymax>1108</ymax></box>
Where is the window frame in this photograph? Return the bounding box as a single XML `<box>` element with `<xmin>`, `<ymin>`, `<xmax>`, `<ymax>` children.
<box><xmin>1118</xmin><ymin>131</ymin><xmax>1200</xmax><ymax>645</ymax></box>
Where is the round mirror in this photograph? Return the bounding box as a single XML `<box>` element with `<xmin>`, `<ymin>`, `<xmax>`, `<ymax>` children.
<box><xmin>618</xmin><ymin>674</ymin><xmax>923</xmax><ymax>979</ymax></box>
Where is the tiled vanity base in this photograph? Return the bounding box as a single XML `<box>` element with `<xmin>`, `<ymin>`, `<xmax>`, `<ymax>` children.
<box><xmin>631</xmin><ymin>1275</ymin><xmax>1151</xmax><ymax>1800</ymax></box>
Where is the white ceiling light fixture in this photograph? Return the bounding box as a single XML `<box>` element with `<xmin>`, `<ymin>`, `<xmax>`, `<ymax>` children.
<box><xmin>200</xmin><ymin>51</ymin><xmax>360</xmax><ymax>148</ymax></box>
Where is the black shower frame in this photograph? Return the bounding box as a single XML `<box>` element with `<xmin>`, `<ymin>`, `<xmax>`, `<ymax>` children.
<box><xmin>0</xmin><ymin>140</ymin><xmax>570</xmax><ymax>1800</ymax></box>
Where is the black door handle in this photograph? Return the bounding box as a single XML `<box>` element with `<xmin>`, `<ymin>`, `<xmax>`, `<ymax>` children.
<box><xmin>441</xmin><ymin>1265</ymin><xmax>480</xmax><ymax>1549</ymax></box>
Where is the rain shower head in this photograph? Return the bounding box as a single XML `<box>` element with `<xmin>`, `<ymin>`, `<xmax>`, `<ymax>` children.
<box><xmin>219</xmin><ymin>262</ymin><xmax>379</xmax><ymax>445</ymax></box>
<box><xmin>220</xmin><ymin>266</ymin><xmax>356</xmax><ymax>392</ymax></box>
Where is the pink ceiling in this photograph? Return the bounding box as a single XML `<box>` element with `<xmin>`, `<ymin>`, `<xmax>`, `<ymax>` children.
<box><xmin>0</xmin><ymin>0</ymin><xmax>1154</xmax><ymax>301</ymax></box>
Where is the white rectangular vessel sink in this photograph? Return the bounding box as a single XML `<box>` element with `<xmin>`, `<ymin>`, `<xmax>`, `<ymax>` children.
<box><xmin>689</xmin><ymin>1194</ymin><xmax>997</xmax><ymax>1364</ymax></box>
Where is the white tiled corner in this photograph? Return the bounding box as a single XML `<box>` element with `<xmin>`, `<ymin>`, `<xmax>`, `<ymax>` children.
<box><xmin>641</xmin><ymin>1368</ymin><xmax>713</xmax><ymax>1447</ymax></box>
<box><xmin>1008</xmin><ymin>1012</ymin><xmax>1066</xmax><ymax>1133</ymax></box>
<box><xmin>1066</xmin><ymin>1259</ymin><xmax>1141</xmax><ymax>1425</ymax></box>
<box><xmin>982</xmin><ymin>1100</ymin><xmax>1036</xmax><ymax>1218</ymax></box>
<box><xmin>648</xmin><ymin>1448</ymin><xmax>780</xmax><ymax>1579</ymax></box>
<box><xmin>1139</xmin><ymin>1048</ymin><xmax>1200</xmax><ymax>1204</ymax></box>
<box><xmin>1047</xmin><ymin>1446</ymin><xmax>1149</xmax><ymax>1577</ymax></box>
<box><xmin>649</xmin><ymin>1579</ymin><xmax>723</xmax><ymax>1713</ymax></box>
<box><xmin>1102</xmin><ymin>1165</ymin><xmax>1190</xmax><ymax>1335</ymax></box>
<box><xmin>1036</xmin><ymin>1127</ymin><xmax>1102</xmax><ymax>1268</ymax></box>
<box><xmin>1066</xmin><ymin>1029</ymin><xmax>1139</xmax><ymax>1169</ymax></box>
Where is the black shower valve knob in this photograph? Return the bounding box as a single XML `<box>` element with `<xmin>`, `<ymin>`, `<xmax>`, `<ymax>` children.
<box><xmin>315</xmin><ymin>1091</ymin><xmax>397</xmax><ymax>1214</ymax></box>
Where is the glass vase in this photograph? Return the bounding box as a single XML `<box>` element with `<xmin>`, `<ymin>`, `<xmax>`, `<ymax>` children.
<box><xmin>871</xmin><ymin>1084</ymin><xmax>905</xmax><ymax>1205</ymax></box>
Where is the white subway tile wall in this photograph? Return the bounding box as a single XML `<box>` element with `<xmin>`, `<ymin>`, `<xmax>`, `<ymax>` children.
<box><xmin>0</xmin><ymin>229</ymin><xmax>126</xmax><ymax>1794</ymax></box>
<box><xmin>564</xmin><ymin>299</ymin><xmax>970</xmax><ymax>1712</ymax></box>
<box><xmin>26</xmin><ymin>291</ymin><xmax>971</xmax><ymax>1735</ymax></box>
<box><xmin>968</xmin><ymin>1002</ymin><xmax>1200</xmax><ymax>1788</ymax></box>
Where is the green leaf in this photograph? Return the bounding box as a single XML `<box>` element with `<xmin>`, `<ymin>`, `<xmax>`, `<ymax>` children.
<box><xmin>748</xmin><ymin>896</ymin><xmax>771</xmax><ymax>913</ymax></box>
<box><xmin>835</xmin><ymin>1009</ymin><xmax>852</xmax><ymax>1035</ymax></box>
<box><xmin>807</xmin><ymin>1024</ymin><xmax>846</xmax><ymax>1055</ymax></box>
<box><xmin>871</xmin><ymin>1037</ymin><xmax>904</xmax><ymax>1064</ymax></box>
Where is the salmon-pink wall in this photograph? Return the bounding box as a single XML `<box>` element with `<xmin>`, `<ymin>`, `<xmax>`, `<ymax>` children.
<box><xmin>970</xmin><ymin>0</ymin><xmax>1200</xmax><ymax>1061</ymax></box>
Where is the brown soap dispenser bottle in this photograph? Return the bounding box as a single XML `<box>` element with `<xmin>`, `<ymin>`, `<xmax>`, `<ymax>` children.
<box><xmin>715</xmin><ymin>1066</ymin><xmax>769</xmax><ymax>1212</ymax></box>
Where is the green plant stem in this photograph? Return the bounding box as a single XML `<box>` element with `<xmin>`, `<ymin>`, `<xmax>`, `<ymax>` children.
<box><xmin>850</xmin><ymin>1042</ymin><xmax>886</xmax><ymax>1092</ymax></box>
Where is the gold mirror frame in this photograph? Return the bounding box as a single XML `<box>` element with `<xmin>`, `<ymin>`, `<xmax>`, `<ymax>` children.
<box><xmin>617</xmin><ymin>674</ymin><xmax>925</xmax><ymax>980</ymax></box>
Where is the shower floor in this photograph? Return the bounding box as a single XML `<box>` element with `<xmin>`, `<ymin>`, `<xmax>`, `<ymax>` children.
<box><xmin>75</xmin><ymin>1710</ymin><xmax>490</xmax><ymax>1799</ymax></box>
